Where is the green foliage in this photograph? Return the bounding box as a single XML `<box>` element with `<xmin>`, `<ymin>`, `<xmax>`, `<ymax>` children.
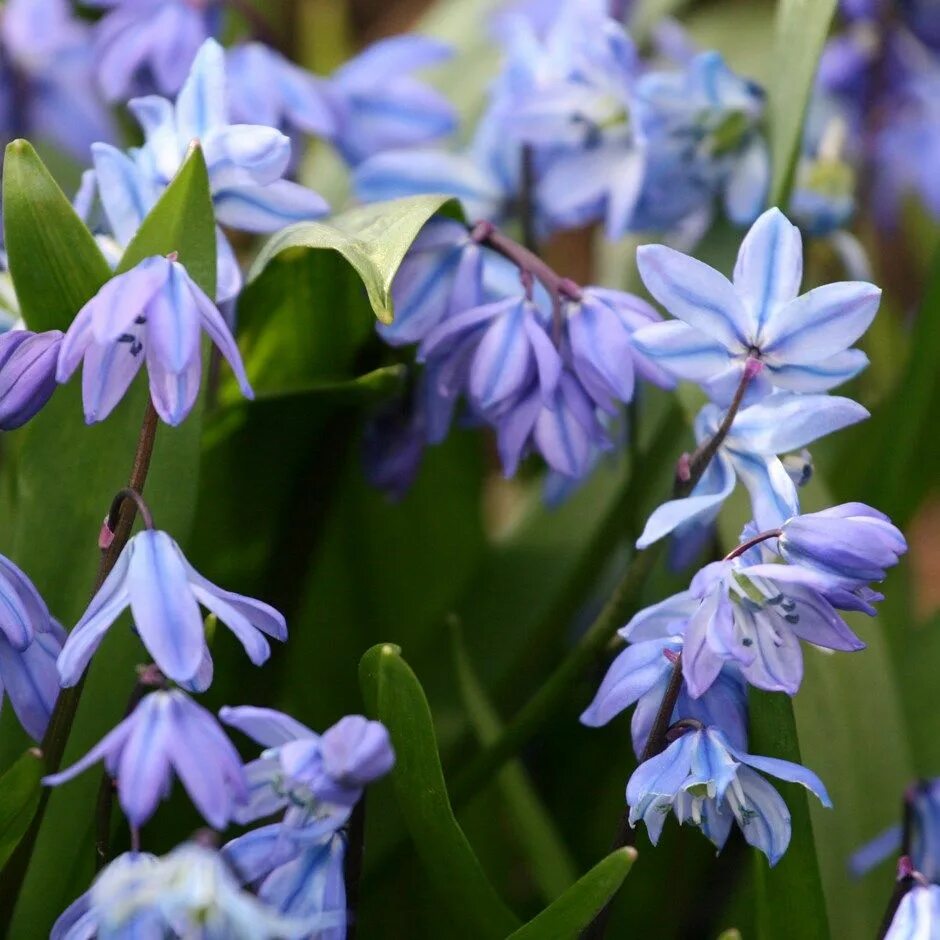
<box><xmin>507</xmin><ymin>848</ymin><xmax>637</xmax><ymax>940</ymax></box>
<box><xmin>0</xmin><ymin>750</ymin><xmax>42</xmax><ymax>870</ymax></box>
<box><xmin>359</xmin><ymin>643</ymin><xmax>520</xmax><ymax>939</ymax></box>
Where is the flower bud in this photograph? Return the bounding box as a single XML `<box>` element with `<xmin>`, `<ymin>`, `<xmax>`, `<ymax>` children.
<box><xmin>0</xmin><ymin>329</ymin><xmax>63</xmax><ymax>430</ymax></box>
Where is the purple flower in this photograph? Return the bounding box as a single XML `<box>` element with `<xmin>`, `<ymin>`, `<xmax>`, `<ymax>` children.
<box><xmin>778</xmin><ymin>502</ymin><xmax>906</xmax><ymax>587</ymax></box>
<box><xmin>57</xmin><ymin>529</ymin><xmax>286</xmax><ymax>688</ymax></box>
<box><xmin>56</xmin><ymin>256</ymin><xmax>253</xmax><ymax>426</ymax></box>
<box><xmin>627</xmin><ymin>724</ymin><xmax>831</xmax><ymax>864</ymax></box>
<box><xmin>0</xmin><ymin>329</ymin><xmax>62</xmax><ymax>429</ymax></box>
<box><xmin>0</xmin><ymin>554</ymin><xmax>63</xmax><ymax>740</ymax></box>
<box><xmin>633</xmin><ymin>208</ymin><xmax>881</xmax><ymax>403</ymax></box>
<box><xmin>88</xmin><ymin>0</ymin><xmax>220</xmax><ymax>102</ymax></box>
<box><xmin>44</xmin><ymin>690</ymin><xmax>248</xmax><ymax>829</ymax></box>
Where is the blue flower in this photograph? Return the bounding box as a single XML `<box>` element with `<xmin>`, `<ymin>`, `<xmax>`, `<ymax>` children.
<box><xmin>323</xmin><ymin>36</ymin><xmax>456</xmax><ymax>166</ymax></box>
<box><xmin>89</xmin><ymin>39</ymin><xmax>328</xmax><ymax>300</ymax></box>
<box><xmin>627</xmin><ymin>724</ymin><xmax>831</xmax><ymax>864</ymax></box>
<box><xmin>56</xmin><ymin>529</ymin><xmax>286</xmax><ymax>687</ymax></box>
<box><xmin>637</xmin><ymin>391</ymin><xmax>869</xmax><ymax>547</ymax></box>
<box><xmin>56</xmin><ymin>256</ymin><xmax>253</xmax><ymax>426</ymax></box>
<box><xmin>580</xmin><ymin>635</ymin><xmax>749</xmax><ymax>755</ymax></box>
<box><xmin>885</xmin><ymin>882</ymin><xmax>940</xmax><ymax>940</ymax></box>
<box><xmin>0</xmin><ymin>0</ymin><xmax>116</xmax><ymax>161</ymax></box>
<box><xmin>0</xmin><ymin>329</ymin><xmax>62</xmax><ymax>429</ymax></box>
<box><xmin>52</xmin><ymin>843</ymin><xmax>328</xmax><ymax>939</ymax></box>
<box><xmin>778</xmin><ymin>502</ymin><xmax>906</xmax><ymax>587</ymax></box>
<box><xmin>633</xmin><ymin>208</ymin><xmax>881</xmax><ymax>403</ymax></box>
<box><xmin>0</xmin><ymin>554</ymin><xmax>63</xmax><ymax>740</ymax></box>
<box><xmin>88</xmin><ymin>0</ymin><xmax>220</xmax><ymax>102</ymax></box>
<box><xmin>43</xmin><ymin>690</ymin><xmax>248</xmax><ymax>829</ymax></box>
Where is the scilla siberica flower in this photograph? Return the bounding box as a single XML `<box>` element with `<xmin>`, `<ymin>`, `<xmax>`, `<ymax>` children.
<box><xmin>89</xmin><ymin>39</ymin><xmax>328</xmax><ymax>301</ymax></box>
<box><xmin>0</xmin><ymin>554</ymin><xmax>64</xmax><ymax>740</ymax></box>
<box><xmin>627</xmin><ymin>723</ymin><xmax>831</xmax><ymax>864</ymax></box>
<box><xmin>637</xmin><ymin>391</ymin><xmax>868</xmax><ymax>547</ymax></box>
<box><xmin>0</xmin><ymin>329</ymin><xmax>63</xmax><ymax>430</ymax></box>
<box><xmin>885</xmin><ymin>879</ymin><xmax>940</xmax><ymax>940</ymax></box>
<box><xmin>633</xmin><ymin>208</ymin><xmax>881</xmax><ymax>405</ymax></box>
<box><xmin>52</xmin><ymin>843</ymin><xmax>329</xmax><ymax>939</ymax></box>
<box><xmin>44</xmin><ymin>690</ymin><xmax>247</xmax><ymax>829</ymax></box>
<box><xmin>87</xmin><ymin>0</ymin><xmax>221</xmax><ymax>102</ymax></box>
<box><xmin>56</xmin><ymin>529</ymin><xmax>286</xmax><ymax>688</ymax></box>
<box><xmin>56</xmin><ymin>255</ymin><xmax>253</xmax><ymax>426</ymax></box>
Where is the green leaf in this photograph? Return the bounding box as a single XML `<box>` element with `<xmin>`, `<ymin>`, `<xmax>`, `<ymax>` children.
<box><xmin>2</xmin><ymin>140</ymin><xmax>112</xmax><ymax>331</ymax></box>
<box><xmin>0</xmin><ymin>142</ymin><xmax>216</xmax><ymax>936</ymax></box>
<box><xmin>359</xmin><ymin>643</ymin><xmax>520</xmax><ymax>939</ymax></box>
<box><xmin>252</xmin><ymin>364</ymin><xmax>408</xmax><ymax>405</ymax></box>
<box><xmin>0</xmin><ymin>750</ymin><xmax>42</xmax><ymax>871</ymax></box>
<box><xmin>749</xmin><ymin>692</ymin><xmax>831</xmax><ymax>940</ymax></box>
<box><xmin>767</xmin><ymin>0</ymin><xmax>839</xmax><ymax>206</ymax></box>
<box><xmin>248</xmin><ymin>194</ymin><xmax>462</xmax><ymax>323</ymax></box>
<box><xmin>116</xmin><ymin>143</ymin><xmax>217</xmax><ymax>298</ymax></box>
<box><xmin>506</xmin><ymin>848</ymin><xmax>637</xmax><ymax>940</ymax></box>
<box><xmin>450</xmin><ymin>619</ymin><xmax>578</xmax><ymax>902</ymax></box>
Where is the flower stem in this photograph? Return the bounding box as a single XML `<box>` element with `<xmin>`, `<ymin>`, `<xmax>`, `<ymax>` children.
<box><xmin>344</xmin><ymin>796</ymin><xmax>367</xmax><ymax>940</ymax></box>
<box><xmin>0</xmin><ymin>399</ymin><xmax>160</xmax><ymax>925</ymax></box>
<box><xmin>723</xmin><ymin>529</ymin><xmax>782</xmax><ymax>561</ymax></box>
<box><xmin>519</xmin><ymin>145</ymin><xmax>538</xmax><ymax>255</ymax></box>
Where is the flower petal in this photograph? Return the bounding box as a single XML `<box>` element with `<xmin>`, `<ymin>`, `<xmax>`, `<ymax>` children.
<box><xmin>631</xmin><ymin>320</ymin><xmax>730</xmax><ymax>382</ymax></box>
<box><xmin>219</xmin><ymin>705</ymin><xmax>315</xmax><ymax>747</ymax></box>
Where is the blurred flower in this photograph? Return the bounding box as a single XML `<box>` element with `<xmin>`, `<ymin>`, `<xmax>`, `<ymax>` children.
<box><xmin>88</xmin><ymin>39</ymin><xmax>328</xmax><ymax>301</ymax></box>
<box><xmin>0</xmin><ymin>329</ymin><xmax>62</xmax><ymax>429</ymax></box>
<box><xmin>56</xmin><ymin>255</ymin><xmax>253</xmax><ymax>426</ymax></box>
<box><xmin>52</xmin><ymin>843</ymin><xmax>327</xmax><ymax>939</ymax></box>
<box><xmin>57</xmin><ymin>529</ymin><xmax>286</xmax><ymax>687</ymax></box>
<box><xmin>885</xmin><ymin>881</ymin><xmax>940</xmax><ymax>940</ymax></box>
<box><xmin>0</xmin><ymin>0</ymin><xmax>115</xmax><ymax>160</ymax></box>
<box><xmin>580</xmin><ymin>635</ymin><xmax>750</xmax><ymax>755</ymax></box>
<box><xmin>627</xmin><ymin>724</ymin><xmax>831</xmax><ymax>864</ymax></box>
<box><xmin>637</xmin><ymin>392</ymin><xmax>869</xmax><ymax>547</ymax></box>
<box><xmin>88</xmin><ymin>0</ymin><xmax>220</xmax><ymax>102</ymax></box>
<box><xmin>633</xmin><ymin>208</ymin><xmax>881</xmax><ymax>404</ymax></box>
<box><xmin>778</xmin><ymin>502</ymin><xmax>906</xmax><ymax>587</ymax></box>
<box><xmin>0</xmin><ymin>555</ymin><xmax>63</xmax><ymax>740</ymax></box>
<box><xmin>44</xmin><ymin>690</ymin><xmax>247</xmax><ymax>829</ymax></box>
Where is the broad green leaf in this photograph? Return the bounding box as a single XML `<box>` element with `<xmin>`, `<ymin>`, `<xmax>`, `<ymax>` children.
<box><xmin>0</xmin><ymin>750</ymin><xmax>42</xmax><ymax>870</ymax></box>
<box><xmin>248</xmin><ymin>194</ymin><xmax>463</xmax><ymax>323</ymax></box>
<box><xmin>359</xmin><ymin>643</ymin><xmax>520</xmax><ymax>939</ymax></box>
<box><xmin>749</xmin><ymin>692</ymin><xmax>831</xmax><ymax>940</ymax></box>
<box><xmin>2</xmin><ymin>140</ymin><xmax>112</xmax><ymax>331</ymax></box>
<box><xmin>252</xmin><ymin>364</ymin><xmax>407</xmax><ymax>404</ymax></box>
<box><xmin>507</xmin><ymin>848</ymin><xmax>637</xmax><ymax>940</ymax></box>
<box><xmin>116</xmin><ymin>143</ymin><xmax>217</xmax><ymax>298</ymax></box>
<box><xmin>2</xmin><ymin>146</ymin><xmax>216</xmax><ymax>936</ymax></box>
<box><xmin>767</xmin><ymin>0</ymin><xmax>839</xmax><ymax>205</ymax></box>
<box><xmin>450</xmin><ymin>620</ymin><xmax>578</xmax><ymax>901</ymax></box>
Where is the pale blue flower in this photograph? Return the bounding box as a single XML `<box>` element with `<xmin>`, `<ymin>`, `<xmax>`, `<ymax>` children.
<box><xmin>627</xmin><ymin>724</ymin><xmax>831</xmax><ymax>864</ymax></box>
<box><xmin>56</xmin><ymin>256</ymin><xmax>252</xmax><ymax>426</ymax></box>
<box><xmin>637</xmin><ymin>392</ymin><xmax>869</xmax><ymax>547</ymax></box>
<box><xmin>56</xmin><ymin>529</ymin><xmax>286</xmax><ymax>687</ymax></box>
<box><xmin>633</xmin><ymin>208</ymin><xmax>881</xmax><ymax>403</ymax></box>
<box><xmin>44</xmin><ymin>690</ymin><xmax>248</xmax><ymax>829</ymax></box>
<box><xmin>885</xmin><ymin>883</ymin><xmax>940</xmax><ymax>940</ymax></box>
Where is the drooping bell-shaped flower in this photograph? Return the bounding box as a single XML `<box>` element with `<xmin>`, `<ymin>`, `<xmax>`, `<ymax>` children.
<box><xmin>57</xmin><ymin>529</ymin><xmax>286</xmax><ymax>688</ymax></box>
<box><xmin>56</xmin><ymin>255</ymin><xmax>253</xmax><ymax>426</ymax></box>
<box><xmin>44</xmin><ymin>690</ymin><xmax>248</xmax><ymax>829</ymax></box>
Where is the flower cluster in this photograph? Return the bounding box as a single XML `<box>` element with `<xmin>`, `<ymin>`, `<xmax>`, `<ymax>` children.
<box><xmin>355</xmin><ymin>0</ymin><xmax>767</xmax><ymax>242</ymax></box>
<box><xmin>583</xmin><ymin>502</ymin><xmax>905</xmax><ymax>862</ymax></box>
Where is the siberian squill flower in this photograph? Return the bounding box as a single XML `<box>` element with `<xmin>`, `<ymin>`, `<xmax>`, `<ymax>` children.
<box><xmin>580</xmin><ymin>634</ymin><xmax>749</xmax><ymax>756</ymax></box>
<box><xmin>637</xmin><ymin>391</ymin><xmax>868</xmax><ymax>547</ymax></box>
<box><xmin>0</xmin><ymin>329</ymin><xmax>62</xmax><ymax>429</ymax></box>
<box><xmin>0</xmin><ymin>0</ymin><xmax>115</xmax><ymax>160</ymax></box>
<box><xmin>56</xmin><ymin>529</ymin><xmax>286</xmax><ymax>687</ymax></box>
<box><xmin>44</xmin><ymin>690</ymin><xmax>248</xmax><ymax>829</ymax></box>
<box><xmin>90</xmin><ymin>39</ymin><xmax>328</xmax><ymax>301</ymax></box>
<box><xmin>885</xmin><ymin>880</ymin><xmax>940</xmax><ymax>940</ymax></box>
<box><xmin>52</xmin><ymin>843</ymin><xmax>327</xmax><ymax>939</ymax></box>
<box><xmin>56</xmin><ymin>255</ymin><xmax>253</xmax><ymax>426</ymax></box>
<box><xmin>0</xmin><ymin>554</ymin><xmax>63</xmax><ymax>740</ymax></box>
<box><xmin>628</xmin><ymin>724</ymin><xmax>831</xmax><ymax>864</ymax></box>
<box><xmin>87</xmin><ymin>0</ymin><xmax>220</xmax><ymax>101</ymax></box>
<box><xmin>633</xmin><ymin>208</ymin><xmax>881</xmax><ymax>404</ymax></box>
<box><xmin>220</xmin><ymin>706</ymin><xmax>394</xmax><ymax>825</ymax></box>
